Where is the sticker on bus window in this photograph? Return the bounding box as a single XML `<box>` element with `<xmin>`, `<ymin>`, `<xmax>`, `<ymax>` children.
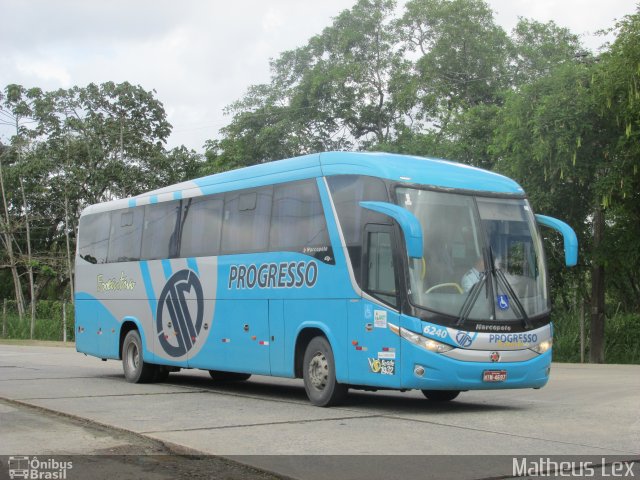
<box><xmin>497</xmin><ymin>295</ymin><xmax>510</xmax><ymax>310</ymax></box>
<box><xmin>374</xmin><ymin>310</ymin><xmax>387</xmax><ymax>328</ymax></box>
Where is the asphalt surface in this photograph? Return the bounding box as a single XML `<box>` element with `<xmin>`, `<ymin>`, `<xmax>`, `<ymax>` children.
<box><xmin>0</xmin><ymin>342</ymin><xmax>638</xmax><ymax>479</ymax></box>
<box><xmin>0</xmin><ymin>399</ymin><xmax>282</xmax><ymax>480</ymax></box>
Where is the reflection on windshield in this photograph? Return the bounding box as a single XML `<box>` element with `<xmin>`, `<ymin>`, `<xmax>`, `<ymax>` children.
<box><xmin>397</xmin><ymin>188</ymin><xmax>548</xmax><ymax>322</ymax></box>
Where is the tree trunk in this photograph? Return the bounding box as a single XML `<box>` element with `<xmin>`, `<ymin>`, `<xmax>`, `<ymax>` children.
<box><xmin>0</xmin><ymin>155</ymin><xmax>25</xmax><ymax>318</ymax></box>
<box><xmin>590</xmin><ymin>206</ymin><xmax>606</xmax><ymax>363</ymax></box>
<box><xmin>19</xmin><ymin>177</ymin><xmax>36</xmax><ymax>339</ymax></box>
<box><xmin>65</xmin><ymin>136</ymin><xmax>75</xmax><ymax>304</ymax></box>
<box><xmin>64</xmin><ymin>193</ymin><xmax>75</xmax><ymax>304</ymax></box>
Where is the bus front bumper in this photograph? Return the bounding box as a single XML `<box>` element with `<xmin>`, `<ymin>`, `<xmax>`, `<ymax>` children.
<box><xmin>401</xmin><ymin>346</ymin><xmax>552</xmax><ymax>391</ymax></box>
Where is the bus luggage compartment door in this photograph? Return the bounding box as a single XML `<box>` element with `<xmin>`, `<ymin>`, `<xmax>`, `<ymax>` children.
<box><xmin>211</xmin><ymin>299</ymin><xmax>271</xmax><ymax>375</ymax></box>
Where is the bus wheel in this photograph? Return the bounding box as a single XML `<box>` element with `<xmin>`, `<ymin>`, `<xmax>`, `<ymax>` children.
<box><xmin>208</xmin><ymin>370</ymin><xmax>251</xmax><ymax>382</ymax></box>
<box><xmin>421</xmin><ymin>390</ymin><xmax>460</xmax><ymax>402</ymax></box>
<box><xmin>122</xmin><ymin>330</ymin><xmax>156</xmax><ymax>383</ymax></box>
<box><xmin>303</xmin><ymin>336</ymin><xmax>348</xmax><ymax>407</ymax></box>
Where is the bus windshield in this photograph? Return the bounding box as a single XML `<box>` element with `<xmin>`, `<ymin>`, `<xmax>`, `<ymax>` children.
<box><xmin>397</xmin><ymin>188</ymin><xmax>548</xmax><ymax>322</ymax></box>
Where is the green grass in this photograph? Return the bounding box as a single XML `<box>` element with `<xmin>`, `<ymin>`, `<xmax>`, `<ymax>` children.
<box><xmin>552</xmin><ymin>310</ymin><xmax>640</xmax><ymax>364</ymax></box>
<box><xmin>603</xmin><ymin>313</ymin><xmax>640</xmax><ymax>364</ymax></box>
<box><xmin>1</xmin><ymin>301</ymin><xmax>75</xmax><ymax>342</ymax></box>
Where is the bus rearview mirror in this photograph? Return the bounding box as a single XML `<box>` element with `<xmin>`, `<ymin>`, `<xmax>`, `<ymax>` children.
<box><xmin>359</xmin><ymin>201</ymin><xmax>423</xmax><ymax>259</ymax></box>
<box><xmin>535</xmin><ymin>214</ymin><xmax>578</xmax><ymax>267</ymax></box>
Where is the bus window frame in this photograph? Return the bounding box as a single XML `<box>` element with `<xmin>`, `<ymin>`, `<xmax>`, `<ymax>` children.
<box><xmin>361</xmin><ymin>223</ymin><xmax>402</xmax><ymax>309</ymax></box>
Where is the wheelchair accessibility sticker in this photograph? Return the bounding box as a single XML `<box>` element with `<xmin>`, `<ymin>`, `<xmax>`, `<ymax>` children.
<box><xmin>497</xmin><ymin>294</ymin><xmax>510</xmax><ymax>311</ymax></box>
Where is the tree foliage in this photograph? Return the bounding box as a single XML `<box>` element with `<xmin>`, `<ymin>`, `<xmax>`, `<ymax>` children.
<box><xmin>206</xmin><ymin>0</ymin><xmax>412</xmax><ymax>168</ymax></box>
<box><xmin>0</xmin><ymin>82</ymin><xmax>203</xmax><ymax>303</ymax></box>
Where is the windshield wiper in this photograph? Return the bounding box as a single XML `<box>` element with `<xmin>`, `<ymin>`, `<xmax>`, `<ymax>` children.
<box><xmin>492</xmin><ymin>254</ymin><xmax>532</xmax><ymax>329</ymax></box>
<box><xmin>457</xmin><ymin>246</ymin><xmax>532</xmax><ymax>329</ymax></box>
<box><xmin>455</xmin><ymin>273</ymin><xmax>485</xmax><ymax>327</ymax></box>
<box><xmin>456</xmin><ymin>246</ymin><xmax>493</xmax><ymax>328</ymax></box>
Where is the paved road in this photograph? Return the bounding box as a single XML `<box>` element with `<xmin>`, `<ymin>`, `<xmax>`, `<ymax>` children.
<box><xmin>0</xmin><ymin>343</ymin><xmax>638</xmax><ymax>479</ymax></box>
<box><xmin>0</xmin><ymin>399</ymin><xmax>282</xmax><ymax>480</ymax></box>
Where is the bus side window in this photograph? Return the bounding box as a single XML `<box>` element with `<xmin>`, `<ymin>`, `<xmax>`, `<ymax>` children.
<box><xmin>107</xmin><ymin>208</ymin><xmax>143</xmax><ymax>263</ymax></box>
<box><xmin>364</xmin><ymin>228</ymin><xmax>398</xmax><ymax>307</ymax></box>
<box><xmin>179</xmin><ymin>196</ymin><xmax>223</xmax><ymax>258</ymax></box>
<box><xmin>78</xmin><ymin>212</ymin><xmax>110</xmax><ymax>264</ymax></box>
<box><xmin>270</xmin><ymin>180</ymin><xmax>329</xmax><ymax>252</ymax></box>
<box><xmin>221</xmin><ymin>186</ymin><xmax>273</xmax><ymax>254</ymax></box>
<box><xmin>141</xmin><ymin>201</ymin><xmax>180</xmax><ymax>260</ymax></box>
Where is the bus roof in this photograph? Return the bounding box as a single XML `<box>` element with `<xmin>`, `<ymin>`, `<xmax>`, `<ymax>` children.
<box><xmin>81</xmin><ymin>151</ymin><xmax>525</xmax><ymax>216</ymax></box>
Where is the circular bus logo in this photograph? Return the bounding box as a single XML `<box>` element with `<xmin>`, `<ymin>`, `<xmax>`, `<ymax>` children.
<box><xmin>156</xmin><ymin>269</ymin><xmax>204</xmax><ymax>357</ymax></box>
<box><xmin>455</xmin><ymin>331</ymin><xmax>474</xmax><ymax>348</ymax></box>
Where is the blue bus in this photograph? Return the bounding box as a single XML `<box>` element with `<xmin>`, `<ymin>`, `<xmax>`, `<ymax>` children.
<box><xmin>75</xmin><ymin>151</ymin><xmax>577</xmax><ymax>406</ymax></box>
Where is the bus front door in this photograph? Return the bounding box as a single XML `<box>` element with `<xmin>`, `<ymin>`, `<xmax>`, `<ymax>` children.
<box><xmin>347</xmin><ymin>225</ymin><xmax>402</xmax><ymax>388</ymax></box>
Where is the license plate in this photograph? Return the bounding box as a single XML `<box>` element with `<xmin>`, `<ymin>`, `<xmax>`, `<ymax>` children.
<box><xmin>483</xmin><ymin>370</ymin><xmax>507</xmax><ymax>382</ymax></box>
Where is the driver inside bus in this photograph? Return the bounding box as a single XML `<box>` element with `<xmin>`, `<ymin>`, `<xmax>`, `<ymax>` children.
<box><xmin>462</xmin><ymin>257</ymin><xmax>484</xmax><ymax>292</ymax></box>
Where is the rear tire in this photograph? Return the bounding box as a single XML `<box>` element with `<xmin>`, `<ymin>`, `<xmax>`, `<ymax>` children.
<box><xmin>122</xmin><ymin>330</ymin><xmax>156</xmax><ymax>383</ymax></box>
<box><xmin>303</xmin><ymin>336</ymin><xmax>348</xmax><ymax>407</ymax></box>
<box><xmin>208</xmin><ymin>370</ymin><xmax>252</xmax><ymax>382</ymax></box>
<box><xmin>421</xmin><ymin>390</ymin><xmax>460</xmax><ymax>402</ymax></box>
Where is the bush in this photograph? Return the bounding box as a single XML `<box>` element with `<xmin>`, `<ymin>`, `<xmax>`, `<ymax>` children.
<box><xmin>1</xmin><ymin>300</ymin><xmax>75</xmax><ymax>341</ymax></box>
<box><xmin>604</xmin><ymin>313</ymin><xmax>640</xmax><ymax>364</ymax></box>
<box><xmin>552</xmin><ymin>309</ymin><xmax>640</xmax><ymax>364</ymax></box>
<box><xmin>551</xmin><ymin>310</ymin><xmax>584</xmax><ymax>363</ymax></box>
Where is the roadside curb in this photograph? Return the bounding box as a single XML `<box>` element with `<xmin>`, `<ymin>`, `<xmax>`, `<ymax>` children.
<box><xmin>0</xmin><ymin>396</ymin><xmax>296</xmax><ymax>480</ymax></box>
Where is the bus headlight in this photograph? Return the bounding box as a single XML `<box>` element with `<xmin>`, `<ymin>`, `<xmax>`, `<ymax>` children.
<box><xmin>530</xmin><ymin>339</ymin><xmax>552</xmax><ymax>354</ymax></box>
<box><xmin>399</xmin><ymin>327</ymin><xmax>454</xmax><ymax>354</ymax></box>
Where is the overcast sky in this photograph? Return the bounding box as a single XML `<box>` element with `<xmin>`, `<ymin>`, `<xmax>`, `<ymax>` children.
<box><xmin>0</xmin><ymin>0</ymin><xmax>635</xmax><ymax>152</ymax></box>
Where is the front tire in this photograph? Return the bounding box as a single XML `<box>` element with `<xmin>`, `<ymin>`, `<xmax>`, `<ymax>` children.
<box><xmin>421</xmin><ymin>390</ymin><xmax>460</xmax><ymax>402</ymax></box>
<box><xmin>122</xmin><ymin>330</ymin><xmax>156</xmax><ymax>383</ymax></box>
<box><xmin>303</xmin><ymin>336</ymin><xmax>348</xmax><ymax>407</ymax></box>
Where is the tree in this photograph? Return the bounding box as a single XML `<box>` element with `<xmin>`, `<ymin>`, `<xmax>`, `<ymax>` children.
<box><xmin>0</xmin><ymin>82</ymin><xmax>179</xmax><ymax>309</ymax></box>
<box><xmin>491</xmin><ymin>52</ymin><xmax>629</xmax><ymax>362</ymax></box>
<box><xmin>0</xmin><ymin>85</ymin><xmax>45</xmax><ymax>323</ymax></box>
<box><xmin>387</xmin><ymin>3</ymin><xmax>583</xmax><ymax>167</ymax></box>
<box><xmin>590</xmin><ymin>8</ymin><xmax>640</xmax><ymax>313</ymax></box>
<box><xmin>160</xmin><ymin>146</ymin><xmax>205</xmax><ymax>184</ymax></box>
<box><xmin>0</xmin><ymin>139</ymin><xmax>25</xmax><ymax>315</ymax></box>
<box><xmin>211</xmin><ymin>0</ymin><xmax>411</xmax><ymax>167</ymax></box>
<box><xmin>398</xmin><ymin>0</ymin><xmax>511</xmax><ymax>126</ymax></box>
<box><xmin>509</xmin><ymin>18</ymin><xmax>582</xmax><ymax>85</ymax></box>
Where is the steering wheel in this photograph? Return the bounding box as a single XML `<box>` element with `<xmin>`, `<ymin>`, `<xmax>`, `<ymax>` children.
<box><xmin>426</xmin><ymin>283</ymin><xmax>463</xmax><ymax>294</ymax></box>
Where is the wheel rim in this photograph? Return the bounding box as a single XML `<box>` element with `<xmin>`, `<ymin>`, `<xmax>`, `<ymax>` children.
<box><xmin>126</xmin><ymin>341</ymin><xmax>139</xmax><ymax>372</ymax></box>
<box><xmin>308</xmin><ymin>351</ymin><xmax>329</xmax><ymax>391</ymax></box>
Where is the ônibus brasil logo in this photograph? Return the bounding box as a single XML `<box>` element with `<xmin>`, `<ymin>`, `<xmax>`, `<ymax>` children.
<box><xmin>156</xmin><ymin>269</ymin><xmax>204</xmax><ymax>357</ymax></box>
